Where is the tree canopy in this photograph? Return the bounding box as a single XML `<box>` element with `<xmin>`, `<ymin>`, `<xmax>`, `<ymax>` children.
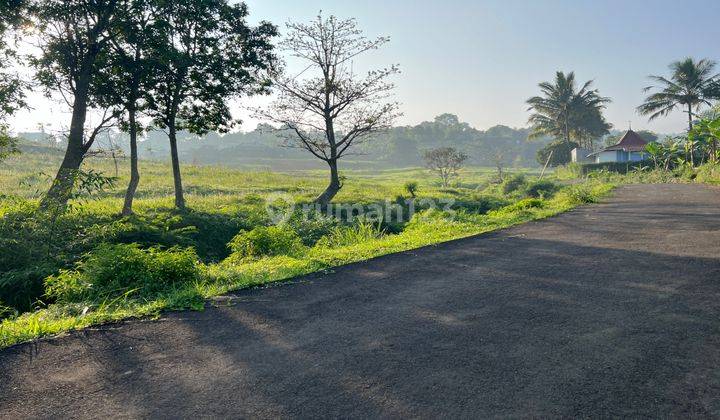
<box><xmin>527</xmin><ymin>71</ymin><xmax>612</xmax><ymax>148</ymax></box>
<box><xmin>637</xmin><ymin>57</ymin><xmax>719</xmax><ymax>132</ymax></box>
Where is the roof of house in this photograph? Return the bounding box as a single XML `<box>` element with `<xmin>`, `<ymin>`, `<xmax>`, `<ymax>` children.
<box><xmin>601</xmin><ymin>130</ymin><xmax>648</xmax><ymax>152</ymax></box>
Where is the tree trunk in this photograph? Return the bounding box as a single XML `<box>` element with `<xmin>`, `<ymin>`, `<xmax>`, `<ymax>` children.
<box><xmin>122</xmin><ymin>108</ymin><xmax>140</xmax><ymax>216</ymax></box>
<box><xmin>168</xmin><ymin>122</ymin><xmax>185</xmax><ymax>209</ymax></box>
<box><xmin>315</xmin><ymin>158</ymin><xmax>341</xmax><ymax>206</ymax></box>
<box><xmin>688</xmin><ymin>104</ymin><xmax>695</xmax><ymax>166</ymax></box>
<box><xmin>40</xmin><ymin>75</ymin><xmax>91</xmax><ymax>210</ymax></box>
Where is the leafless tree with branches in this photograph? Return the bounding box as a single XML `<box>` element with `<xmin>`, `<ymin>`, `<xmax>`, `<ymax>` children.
<box><xmin>258</xmin><ymin>14</ymin><xmax>400</xmax><ymax>205</ymax></box>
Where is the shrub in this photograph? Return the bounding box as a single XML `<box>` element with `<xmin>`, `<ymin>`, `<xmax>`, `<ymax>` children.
<box><xmin>316</xmin><ymin>219</ymin><xmax>384</xmax><ymax>248</ymax></box>
<box><xmin>558</xmin><ymin>186</ymin><xmax>598</xmax><ymax>205</ymax></box>
<box><xmin>524</xmin><ymin>180</ymin><xmax>558</xmax><ymax>198</ymax></box>
<box><xmin>45</xmin><ymin>243</ymin><xmax>200</xmax><ymax>302</ymax></box>
<box><xmin>502</xmin><ymin>173</ymin><xmax>527</xmax><ymax>194</ymax></box>
<box><xmin>227</xmin><ymin>225</ymin><xmax>305</xmax><ymax>261</ymax></box>
<box><xmin>403</xmin><ymin>181</ymin><xmax>419</xmax><ymax>198</ymax></box>
<box><xmin>695</xmin><ymin>163</ymin><xmax>720</xmax><ymax>184</ymax></box>
<box><xmin>491</xmin><ymin>198</ymin><xmax>545</xmax><ymax>216</ymax></box>
<box><xmin>554</xmin><ymin>163</ymin><xmax>583</xmax><ymax>180</ymax></box>
<box><xmin>0</xmin><ymin>265</ymin><xmax>55</xmax><ymax>313</ymax></box>
<box><xmin>457</xmin><ymin>195</ymin><xmax>509</xmax><ymax>214</ymax></box>
<box><xmin>286</xmin><ymin>211</ymin><xmax>340</xmax><ymax>246</ymax></box>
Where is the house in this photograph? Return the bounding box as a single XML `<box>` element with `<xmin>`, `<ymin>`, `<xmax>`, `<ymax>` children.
<box><xmin>571</xmin><ymin>147</ymin><xmax>594</xmax><ymax>164</ymax></box>
<box><xmin>572</xmin><ymin>130</ymin><xmax>649</xmax><ymax>164</ymax></box>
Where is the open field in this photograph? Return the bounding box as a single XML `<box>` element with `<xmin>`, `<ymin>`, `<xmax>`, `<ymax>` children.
<box><xmin>0</xmin><ymin>146</ymin><xmax>607</xmax><ymax>348</ymax></box>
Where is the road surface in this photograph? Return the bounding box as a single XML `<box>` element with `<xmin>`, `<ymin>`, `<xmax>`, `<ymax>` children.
<box><xmin>2</xmin><ymin>184</ymin><xmax>720</xmax><ymax>418</ymax></box>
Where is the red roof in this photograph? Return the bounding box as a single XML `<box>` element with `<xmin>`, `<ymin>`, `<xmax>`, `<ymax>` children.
<box><xmin>602</xmin><ymin>130</ymin><xmax>648</xmax><ymax>152</ymax></box>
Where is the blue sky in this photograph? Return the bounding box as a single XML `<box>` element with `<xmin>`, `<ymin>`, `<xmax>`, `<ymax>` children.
<box><xmin>12</xmin><ymin>0</ymin><xmax>719</xmax><ymax>134</ymax></box>
<box><xmin>242</xmin><ymin>0</ymin><xmax>719</xmax><ymax>134</ymax></box>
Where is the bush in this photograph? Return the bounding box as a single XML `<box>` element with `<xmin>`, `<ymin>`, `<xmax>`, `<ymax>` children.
<box><xmin>403</xmin><ymin>181</ymin><xmax>419</xmax><ymax>198</ymax></box>
<box><xmin>0</xmin><ymin>265</ymin><xmax>55</xmax><ymax>313</ymax></box>
<box><xmin>45</xmin><ymin>243</ymin><xmax>200</xmax><ymax>302</ymax></box>
<box><xmin>492</xmin><ymin>198</ymin><xmax>545</xmax><ymax>215</ymax></box>
<box><xmin>457</xmin><ymin>195</ymin><xmax>509</xmax><ymax>214</ymax></box>
<box><xmin>316</xmin><ymin>219</ymin><xmax>384</xmax><ymax>248</ymax></box>
<box><xmin>524</xmin><ymin>180</ymin><xmax>558</xmax><ymax>198</ymax></box>
<box><xmin>227</xmin><ymin>225</ymin><xmax>305</xmax><ymax>261</ymax></box>
<box><xmin>695</xmin><ymin>163</ymin><xmax>720</xmax><ymax>184</ymax></box>
<box><xmin>578</xmin><ymin>160</ymin><xmax>652</xmax><ymax>175</ymax></box>
<box><xmin>502</xmin><ymin>173</ymin><xmax>527</xmax><ymax>194</ymax></box>
<box><xmin>286</xmin><ymin>211</ymin><xmax>340</xmax><ymax>246</ymax></box>
<box><xmin>558</xmin><ymin>186</ymin><xmax>598</xmax><ymax>205</ymax></box>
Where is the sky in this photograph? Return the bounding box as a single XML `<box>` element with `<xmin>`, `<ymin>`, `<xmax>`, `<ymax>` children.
<box><xmin>9</xmin><ymin>0</ymin><xmax>720</xmax><ymax>134</ymax></box>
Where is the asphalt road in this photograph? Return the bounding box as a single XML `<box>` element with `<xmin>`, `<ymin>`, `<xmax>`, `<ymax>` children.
<box><xmin>2</xmin><ymin>184</ymin><xmax>720</xmax><ymax>418</ymax></box>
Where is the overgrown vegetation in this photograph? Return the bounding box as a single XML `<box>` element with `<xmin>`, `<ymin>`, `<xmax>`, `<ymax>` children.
<box><xmin>0</xmin><ymin>148</ymin><xmax>614</xmax><ymax>347</ymax></box>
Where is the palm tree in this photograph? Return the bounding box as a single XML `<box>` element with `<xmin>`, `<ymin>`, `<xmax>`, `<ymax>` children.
<box><xmin>637</xmin><ymin>58</ymin><xmax>719</xmax><ymax>132</ymax></box>
<box><xmin>527</xmin><ymin>71</ymin><xmax>611</xmax><ymax>148</ymax></box>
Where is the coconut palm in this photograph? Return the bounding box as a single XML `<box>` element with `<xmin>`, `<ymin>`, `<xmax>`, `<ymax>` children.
<box><xmin>527</xmin><ymin>71</ymin><xmax>611</xmax><ymax>148</ymax></box>
<box><xmin>637</xmin><ymin>58</ymin><xmax>719</xmax><ymax>132</ymax></box>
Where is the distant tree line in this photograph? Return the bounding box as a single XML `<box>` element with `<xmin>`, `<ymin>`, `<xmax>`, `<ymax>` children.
<box><xmin>50</xmin><ymin>113</ymin><xmax>548</xmax><ymax>169</ymax></box>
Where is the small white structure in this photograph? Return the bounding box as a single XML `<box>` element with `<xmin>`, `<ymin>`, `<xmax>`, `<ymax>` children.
<box><xmin>588</xmin><ymin>130</ymin><xmax>649</xmax><ymax>163</ymax></box>
<box><xmin>571</xmin><ymin>147</ymin><xmax>594</xmax><ymax>164</ymax></box>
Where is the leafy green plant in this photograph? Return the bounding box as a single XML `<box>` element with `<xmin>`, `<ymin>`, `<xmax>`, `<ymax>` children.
<box><xmin>558</xmin><ymin>185</ymin><xmax>598</xmax><ymax>205</ymax></box>
<box><xmin>502</xmin><ymin>173</ymin><xmax>527</xmax><ymax>194</ymax></box>
<box><xmin>45</xmin><ymin>243</ymin><xmax>200</xmax><ymax>302</ymax></box>
<box><xmin>524</xmin><ymin>180</ymin><xmax>558</xmax><ymax>198</ymax></box>
<box><xmin>286</xmin><ymin>211</ymin><xmax>340</xmax><ymax>246</ymax></box>
<box><xmin>404</xmin><ymin>181</ymin><xmax>419</xmax><ymax>198</ymax></box>
<box><xmin>227</xmin><ymin>225</ymin><xmax>305</xmax><ymax>261</ymax></box>
<box><xmin>316</xmin><ymin>219</ymin><xmax>384</xmax><ymax>248</ymax></box>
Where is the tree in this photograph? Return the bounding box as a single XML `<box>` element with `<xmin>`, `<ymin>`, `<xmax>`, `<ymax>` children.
<box><xmin>0</xmin><ymin>0</ymin><xmax>28</xmax><ymax>122</ymax></box>
<box><xmin>0</xmin><ymin>127</ymin><xmax>18</xmax><ymax>162</ymax></box>
<box><xmin>527</xmin><ymin>71</ymin><xmax>611</xmax><ymax>148</ymax></box>
<box><xmin>146</xmin><ymin>0</ymin><xmax>276</xmax><ymax>209</ymax></box>
<box><xmin>536</xmin><ymin>140</ymin><xmax>579</xmax><ymax>167</ymax></box>
<box><xmin>31</xmin><ymin>0</ymin><xmax>121</xmax><ymax>209</ymax></box>
<box><xmin>689</xmin><ymin>116</ymin><xmax>720</xmax><ymax>164</ymax></box>
<box><xmin>97</xmin><ymin>0</ymin><xmax>159</xmax><ymax>215</ymax></box>
<box><xmin>637</xmin><ymin>58</ymin><xmax>719</xmax><ymax>133</ymax></box>
<box><xmin>423</xmin><ymin>147</ymin><xmax>468</xmax><ymax>187</ymax></box>
<box><xmin>260</xmin><ymin>14</ymin><xmax>400</xmax><ymax>205</ymax></box>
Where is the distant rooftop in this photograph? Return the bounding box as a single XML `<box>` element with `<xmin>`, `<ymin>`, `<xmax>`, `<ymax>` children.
<box><xmin>602</xmin><ymin>130</ymin><xmax>648</xmax><ymax>152</ymax></box>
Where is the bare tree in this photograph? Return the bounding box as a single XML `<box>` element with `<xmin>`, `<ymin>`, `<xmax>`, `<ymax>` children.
<box><xmin>259</xmin><ymin>14</ymin><xmax>400</xmax><ymax>205</ymax></box>
<box><xmin>423</xmin><ymin>147</ymin><xmax>468</xmax><ymax>188</ymax></box>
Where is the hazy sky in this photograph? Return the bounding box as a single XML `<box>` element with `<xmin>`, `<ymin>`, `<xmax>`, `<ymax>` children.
<box><xmin>10</xmin><ymin>0</ymin><xmax>720</xmax><ymax>134</ymax></box>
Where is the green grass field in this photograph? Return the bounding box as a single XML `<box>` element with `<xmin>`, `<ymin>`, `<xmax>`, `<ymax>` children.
<box><xmin>0</xmin><ymin>145</ymin><xmax>612</xmax><ymax>348</ymax></box>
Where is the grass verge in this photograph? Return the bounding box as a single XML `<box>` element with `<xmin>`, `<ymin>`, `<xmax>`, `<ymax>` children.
<box><xmin>0</xmin><ymin>181</ymin><xmax>614</xmax><ymax>348</ymax></box>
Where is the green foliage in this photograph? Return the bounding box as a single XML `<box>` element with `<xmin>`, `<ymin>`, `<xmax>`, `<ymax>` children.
<box><xmin>577</xmin><ymin>160</ymin><xmax>653</xmax><ymax>175</ymax></box>
<box><xmin>423</xmin><ymin>147</ymin><xmax>469</xmax><ymax>187</ymax></box>
<box><xmin>553</xmin><ymin>163</ymin><xmax>583</xmax><ymax>180</ymax></box>
<box><xmin>0</xmin><ymin>127</ymin><xmax>19</xmax><ymax>161</ymax></box>
<box><xmin>524</xmin><ymin>180</ymin><xmax>558</xmax><ymax>198</ymax></box>
<box><xmin>286</xmin><ymin>211</ymin><xmax>340</xmax><ymax>246</ymax></box>
<box><xmin>527</xmin><ymin>71</ymin><xmax>611</xmax><ymax>147</ymax></box>
<box><xmin>316</xmin><ymin>219</ymin><xmax>384</xmax><ymax>248</ymax></box>
<box><xmin>536</xmin><ymin>140</ymin><xmax>578</xmax><ymax>166</ymax></box>
<box><xmin>502</xmin><ymin>173</ymin><xmax>527</xmax><ymax>194</ymax></box>
<box><xmin>491</xmin><ymin>198</ymin><xmax>545</xmax><ymax>216</ymax></box>
<box><xmin>45</xmin><ymin>244</ymin><xmax>200</xmax><ymax>302</ymax></box>
<box><xmin>404</xmin><ymin>181</ymin><xmax>419</xmax><ymax>197</ymax></box>
<box><xmin>557</xmin><ymin>185</ymin><xmax>599</xmax><ymax>205</ymax></box>
<box><xmin>695</xmin><ymin>163</ymin><xmax>720</xmax><ymax>184</ymax></box>
<box><xmin>637</xmin><ymin>58</ymin><xmax>718</xmax><ymax>129</ymax></box>
<box><xmin>227</xmin><ymin>225</ymin><xmax>305</xmax><ymax>261</ymax></box>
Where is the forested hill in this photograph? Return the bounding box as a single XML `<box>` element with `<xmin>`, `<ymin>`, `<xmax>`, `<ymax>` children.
<box><xmin>19</xmin><ymin>114</ymin><xmax>550</xmax><ymax>170</ymax></box>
